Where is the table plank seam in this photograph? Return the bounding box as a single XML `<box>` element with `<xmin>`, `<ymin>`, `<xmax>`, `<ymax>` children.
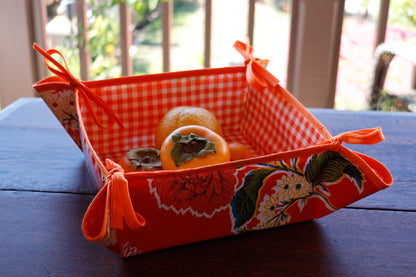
<box><xmin>0</xmin><ymin>188</ymin><xmax>95</xmax><ymax>196</ymax></box>
<box><xmin>345</xmin><ymin>205</ymin><xmax>416</xmax><ymax>213</ymax></box>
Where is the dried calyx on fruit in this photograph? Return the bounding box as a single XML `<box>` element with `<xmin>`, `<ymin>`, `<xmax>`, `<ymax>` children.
<box><xmin>160</xmin><ymin>125</ymin><xmax>230</xmax><ymax>170</ymax></box>
<box><xmin>170</xmin><ymin>133</ymin><xmax>216</xmax><ymax>167</ymax></box>
<box><xmin>126</xmin><ymin>148</ymin><xmax>162</xmax><ymax>171</ymax></box>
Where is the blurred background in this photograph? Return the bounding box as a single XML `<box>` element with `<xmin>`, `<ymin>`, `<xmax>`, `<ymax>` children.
<box><xmin>1</xmin><ymin>0</ymin><xmax>415</xmax><ymax>111</ymax></box>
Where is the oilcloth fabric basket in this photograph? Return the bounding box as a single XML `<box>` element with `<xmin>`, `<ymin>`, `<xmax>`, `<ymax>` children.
<box><xmin>33</xmin><ymin>41</ymin><xmax>393</xmax><ymax>258</ymax></box>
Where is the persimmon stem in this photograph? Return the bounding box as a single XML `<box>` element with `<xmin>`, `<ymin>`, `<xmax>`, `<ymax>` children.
<box><xmin>126</xmin><ymin>148</ymin><xmax>161</xmax><ymax>170</ymax></box>
<box><xmin>171</xmin><ymin>133</ymin><xmax>216</xmax><ymax>167</ymax></box>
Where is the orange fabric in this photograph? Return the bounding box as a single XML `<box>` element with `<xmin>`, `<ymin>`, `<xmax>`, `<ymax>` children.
<box><xmin>105</xmin><ymin>159</ymin><xmax>146</xmax><ymax>230</ymax></box>
<box><xmin>332</xmin><ymin>127</ymin><xmax>384</xmax><ymax>145</ymax></box>
<box><xmin>318</xmin><ymin>127</ymin><xmax>384</xmax><ymax>146</ymax></box>
<box><xmin>33</xmin><ymin>43</ymin><xmax>123</xmax><ymax>129</ymax></box>
<box><xmin>82</xmin><ymin>183</ymin><xmax>110</xmax><ymax>242</ymax></box>
<box><xmin>233</xmin><ymin>40</ymin><xmax>280</xmax><ymax>93</ymax></box>
<box><xmin>82</xmin><ymin>159</ymin><xmax>145</xmax><ymax>242</ymax></box>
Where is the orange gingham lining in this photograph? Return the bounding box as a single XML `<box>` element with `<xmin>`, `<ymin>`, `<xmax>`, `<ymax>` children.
<box><xmin>240</xmin><ymin>86</ymin><xmax>326</xmax><ymax>156</ymax></box>
<box><xmin>79</xmin><ymin>67</ymin><xmax>327</xmax><ymax>164</ymax></box>
<box><xmin>79</xmin><ymin>69</ymin><xmax>249</xmax><ymax>162</ymax></box>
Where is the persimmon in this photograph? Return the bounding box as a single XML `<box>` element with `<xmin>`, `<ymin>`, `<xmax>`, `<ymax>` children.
<box><xmin>160</xmin><ymin>125</ymin><xmax>230</xmax><ymax>170</ymax></box>
<box><xmin>117</xmin><ymin>156</ymin><xmax>137</xmax><ymax>173</ymax></box>
<box><xmin>116</xmin><ymin>148</ymin><xmax>162</xmax><ymax>172</ymax></box>
<box><xmin>228</xmin><ymin>142</ymin><xmax>254</xmax><ymax>161</ymax></box>
<box><xmin>155</xmin><ymin>106</ymin><xmax>223</xmax><ymax>149</ymax></box>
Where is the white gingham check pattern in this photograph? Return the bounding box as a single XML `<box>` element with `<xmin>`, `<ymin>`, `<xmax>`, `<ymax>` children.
<box><xmin>79</xmin><ymin>67</ymin><xmax>327</xmax><ymax>163</ymax></box>
<box><xmin>240</xmin><ymin>86</ymin><xmax>326</xmax><ymax>155</ymax></box>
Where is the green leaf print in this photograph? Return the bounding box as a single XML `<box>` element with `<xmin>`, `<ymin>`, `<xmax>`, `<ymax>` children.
<box><xmin>232</xmin><ymin>168</ymin><xmax>276</xmax><ymax>228</ymax></box>
<box><xmin>305</xmin><ymin>151</ymin><xmax>363</xmax><ymax>191</ymax></box>
<box><xmin>343</xmin><ymin>164</ymin><xmax>363</xmax><ymax>191</ymax></box>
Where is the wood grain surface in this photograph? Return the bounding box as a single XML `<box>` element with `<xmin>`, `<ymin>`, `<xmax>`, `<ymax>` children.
<box><xmin>1</xmin><ymin>190</ymin><xmax>414</xmax><ymax>276</ymax></box>
<box><xmin>1</xmin><ymin>98</ymin><xmax>415</xmax><ymax>276</ymax></box>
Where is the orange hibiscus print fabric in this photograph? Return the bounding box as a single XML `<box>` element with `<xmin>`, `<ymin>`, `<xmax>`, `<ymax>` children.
<box><xmin>151</xmin><ymin>170</ymin><xmax>237</xmax><ymax>217</ymax></box>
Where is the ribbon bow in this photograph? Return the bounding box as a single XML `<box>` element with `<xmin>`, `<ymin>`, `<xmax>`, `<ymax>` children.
<box><xmin>82</xmin><ymin>159</ymin><xmax>145</xmax><ymax>243</ymax></box>
<box><xmin>105</xmin><ymin>159</ymin><xmax>146</xmax><ymax>231</ymax></box>
<box><xmin>33</xmin><ymin>43</ymin><xmax>123</xmax><ymax>129</ymax></box>
<box><xmin>233</xmin><ymin>40</ymin><xmax>280</xmax><ymax>93</ymax></box>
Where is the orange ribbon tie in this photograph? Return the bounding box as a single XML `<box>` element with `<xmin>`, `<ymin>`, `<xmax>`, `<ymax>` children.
<box><xmin>33</xmin><ymin>43</ymin><xmax>123</xmax><ymax>129</ymax></box>
<box><xmin>82</xmin><ymin>159</ymin><xmax>145</xmax><ymax>243</ymax></box>
<box><xmin>318</xmin><ymin>127</ymin><xmax>385</xmax><ymax>146</ymax></box>
<box><xmin>233</xmin><ymin>40</ymin><xmax>280</xmax><ymax>93</ymax></box>
<box><xmin>331</xmin><ymin>127</ymin><xmax>384</xmax><ymax>145</ymax></box>
<box><xmin>106</xmin><ymin>159</ymin><xmax>146</xmax><ymax>231</ymax></box>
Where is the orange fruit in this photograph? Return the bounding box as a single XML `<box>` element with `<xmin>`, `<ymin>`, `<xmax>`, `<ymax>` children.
<box><xmin>160</xmin><ymin>125</ymin><xmax>230</xmax><ymax>170</ymax></box>
<box><xmin>155</xmin><ymin>106</ymin><xmax>223</xmax><ymax>149</ymax></box>
<box><xmin>117</xmin><ymin>156</ymin><xmax>137</xmax><ymax>173</ymax></box>
<box><xmin>228</xmin><ymin>142</ymin><xmax>254</xmax><ymax>161</ymax></box>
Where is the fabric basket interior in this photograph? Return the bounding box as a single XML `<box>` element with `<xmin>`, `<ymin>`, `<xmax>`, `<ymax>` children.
<box><xmin>79</xmin><ymin>67</ymin><xmax>328</xmax><ymax>165</ymax></box>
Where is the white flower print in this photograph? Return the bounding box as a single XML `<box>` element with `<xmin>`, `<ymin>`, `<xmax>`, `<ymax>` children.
<box><xmin>274</xmin><ymin>172</ymin><xmax>312</xmax><ymax>203</ymax></box>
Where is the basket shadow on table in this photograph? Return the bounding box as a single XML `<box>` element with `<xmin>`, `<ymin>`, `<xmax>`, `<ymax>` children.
<box><xmin>120</xmin><ymin>220</ymin><xmax>339</xmax><ymax>276</ymax></box>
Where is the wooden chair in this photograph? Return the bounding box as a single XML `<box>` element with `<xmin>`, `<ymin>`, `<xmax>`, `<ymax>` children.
<box><xmin>367</xmin><ymin>42</ymin><xmax>416</xmax><ymax>111</ymax></box>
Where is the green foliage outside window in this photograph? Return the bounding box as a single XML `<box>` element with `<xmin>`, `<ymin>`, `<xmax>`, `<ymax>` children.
<box><xmin>390</xmin><ymin>0</ymin><xmax>416</xmax><ymax>28</ymax></box>
<box><xmin>54</xmin><ymin>0</ymin><xmax>197</xmax><ymax>80</ymax></box>
<box><xmin>52</xmin><ymin>0</ymin><xmax>415</xmax><ymax>81</ymax></box>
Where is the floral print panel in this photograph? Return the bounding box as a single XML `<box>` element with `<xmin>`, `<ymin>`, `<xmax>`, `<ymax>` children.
<box><xmin>147</xmin><ymin>150</ymin><xmax>365</xmax><ymax>243</ymax></box>
<box><xmin>231</xmin><ymin>150</ymin><xmax>363</xmax><ymax>232</ymax></box>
